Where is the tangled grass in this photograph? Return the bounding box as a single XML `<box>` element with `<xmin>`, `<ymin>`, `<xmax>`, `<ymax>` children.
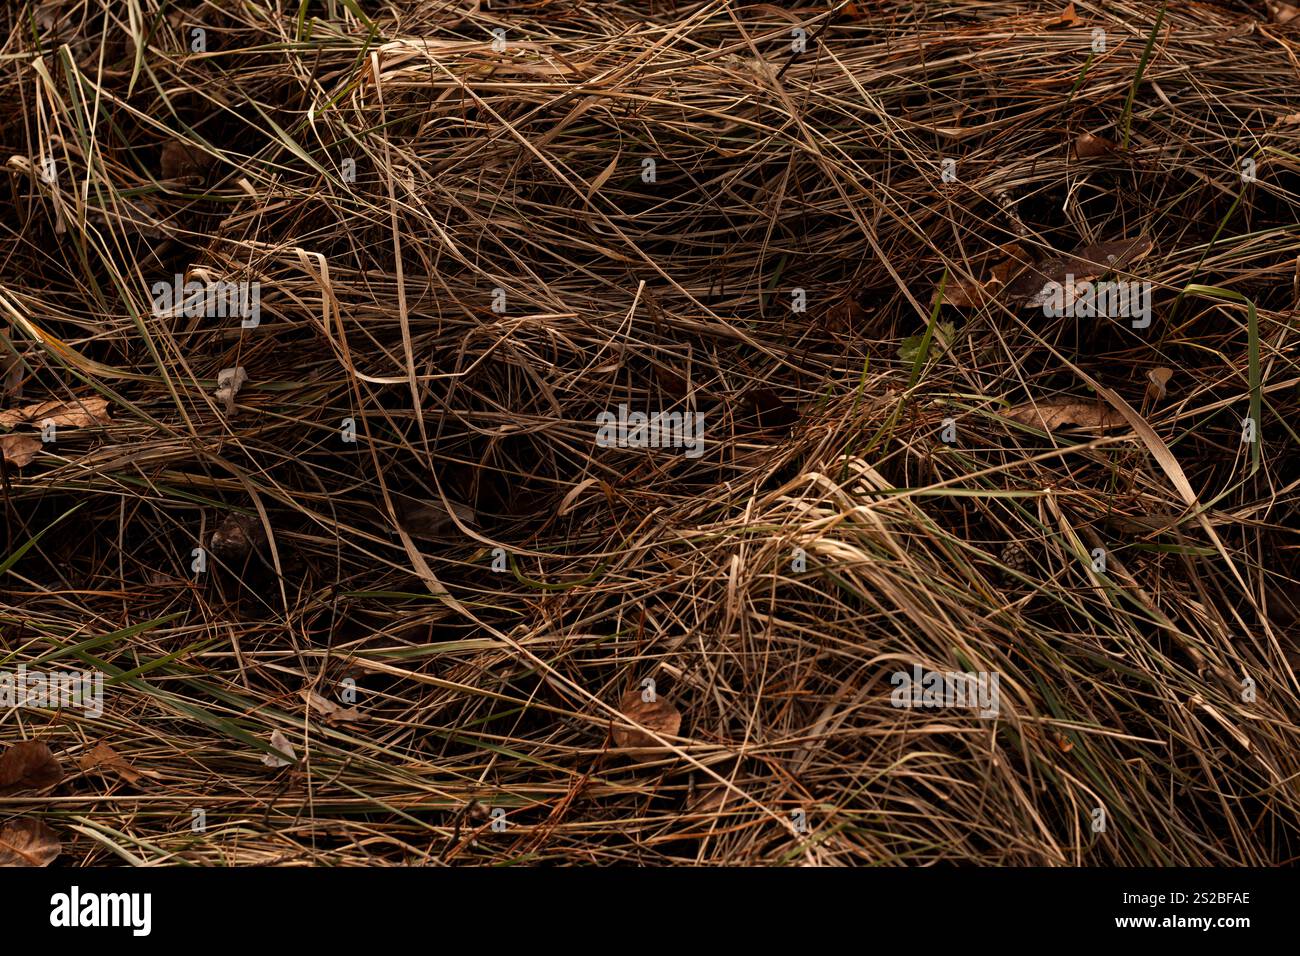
<box><xmin>0</xmin><ymin>0</ymin><xmax>1297</xmax><ymax>865</ymax></box>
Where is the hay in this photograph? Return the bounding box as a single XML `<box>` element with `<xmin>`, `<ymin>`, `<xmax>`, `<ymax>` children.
<box><xmin>0</xmin><ymin>0</ymin><xmax>1297</xmax><ymax>864</ymax></box>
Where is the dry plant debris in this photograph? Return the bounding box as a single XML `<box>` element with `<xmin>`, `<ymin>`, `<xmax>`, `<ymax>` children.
<box><xmin>0</xmin><ymin>0</ymin><xmax>1296</xmax><ymax>867</ymax></box>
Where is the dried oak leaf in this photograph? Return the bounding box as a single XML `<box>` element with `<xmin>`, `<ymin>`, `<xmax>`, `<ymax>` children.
<box><xmin>0</xmin><ymin>818</ymin><xmax>61</xmax><ymax>867</ymax></box>
<box><xmin>0</xmin><ymin>434</ymin><xmax>42</xmax><ymax>468</ymax></box>
<box><xmin>0</xmin><ymin>395</ymin><xmax>111</xmax><ymax>430</ymax></box>
<box><xmin>0</xmin><ymin>740</ymin><xmax>64</xmax><ymax>795</ymax></box>
<box><xmin>1003</xmin><ymin>399</ymin><xmax>1128</xmax><ymax>432</ymax></box>
<box><xmin>612</xmin><ymin>688</ymin><xmax>682</xmax><ymax>750</ymax></box>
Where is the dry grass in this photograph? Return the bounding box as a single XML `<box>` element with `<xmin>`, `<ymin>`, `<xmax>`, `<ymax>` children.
<box><xmin>0</xmin><ymin>0</ymin><xmax>1297</xmax><ymax>865</ymax></box>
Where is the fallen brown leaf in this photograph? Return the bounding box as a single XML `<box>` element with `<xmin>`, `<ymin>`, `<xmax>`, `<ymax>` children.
<box><xmin>1146</xmin><ymin>367</ymin><xmax>1173</xmax><ymax>401</ymax></box>
<box><xmin>78</xmin><ymin>742</ymin><xmax>152</xmax><ymax>786</ymax></box>
<box><xmin>1269</xmin><ymin>1</ymin><xmax>1300</xmax><ymax>24</ymax></box>
<box><xmin>161</xmin><ymin>140</ymin><xmax>213</xmax><ymax>181</ymax></box>
<box><xmin>213</xmin><ymin>366</ymin><xmax>248</xmax><ymax>416</ymax></box>
<box><xmin>0</xmin><ymin>395</ymin><xmax>111</xmax><ymax>430</ymax></box>
<box><xmin>0</xmin><ymin>433</ymin><xmax>42</xmax><ymax>468</ymax></box>
<box><xmin>1012</xmin><ymin>237</ymin><xmax>1155</xmax><ymax>307</ymax></box>
<box><xmin>1048</xmin><ymin>2</ymin><xmax>1082</xmax><ymax>28</ymax></box>
<box><xmin>935</xmin><ymin>273</ymin><xmax>993</xmax><ymax>308</ymax></box>
<box><xmin>937</xmin><ymin>246</ymin><xmax>1035</xmax><ymax>308</ymax></box>
<box><xmin>1003</xmin><ymin>399</ymin><xmax>1128</xmax><ymax>432</ymax></box>
<box><xmin>0</xmin><ymin>740</ymin><xmax>63</xmax><ymax>795</ymax></box>
<box><xmin>210</xmin><ymin>512</ymin><xmax>266</xmax><ymax>563</ymax></box>
<box><xmin>301</xmin><ymin>689</ymin><xmax>364</xmax><ymax>724</ymax></box>
<box><xmin>820</xmin><ymin>295</ymin><xmax>868</xmax><ymax>332</ymax></box>
<box><xmin>0</xmin><ymin>818</ymin><xmax>61</xmax><ymax>867</ymax></box>
<box><xmin>1075</xmin><ymin>131</ymin><xmax>1119</xmax><ymax>158</ymax></box>
<box><xmin>613</xmin><ymin>688</ymin><xmax>682</xmax><ymax>750</ymax></box>
<box><xmin>262</xmin><ymin>729</ymin><xmax>296</xmax><ymax>768</ymax></box>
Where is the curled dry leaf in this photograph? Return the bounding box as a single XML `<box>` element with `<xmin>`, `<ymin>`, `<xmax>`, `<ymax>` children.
<box><xmin>302</xmin><ymin>689</ymin><xmax>363</xmax><ymax>724</ymax></box>
<box><xmin>210</xmin><ymin>512</ymin><xmax>266</xmax><ymax>562</ymax></box>
<box><xmin>1075</xmin><ymin>131</ymin><xmax>1119</xmax><ymax>158</ymax></box>
<box><xmin>214</xmin><ymin>366</ymin><xmax>248</xmax><ymax>415</ymax></box>
<box><xmin>1010</xmin><ymin>237</ymin><xmax>1154</xmax><ymax>308</ymax></box>
<box><xmin>0</xmin><ymin>395</ymin><xmax>111</xmax><ymax>429</ymax></box>
<box><xmin>935</xmin><ymin>273</ymin><xmax>990</xmax><ymax>308</ymax></box>
<box><xmin>0</xmin><ymin>818</ymin><xmax>61</xmax><ymax>867</ymax></box>
<box><xmin>1003</xmin><ymin>399</ymin><xmax>1128</xmax><ymax>432</ymax></box>
<box><xmin>1146</xmin><ymin>367</ymin><xmax>1173</xmax><ymax>401</ymax></box>
<box><xmin>1048</xmin><ymin>2</ymin><xmax>1082</xmax><ymax>27</ymax></box>
<box><xmin>262</xmin><ymin>729</ymin><xmax>296</xmax><ymax>768</ymax></box>
<box><xmin>613</xmin><ymin>688</ymin><xmax>682</xmax><ymax>750</ymax></box>
<box><xmin>78</xmin><ymin>742</ymin><xmax>154</xmax><ymax>786</ymax></box>
<box><xmin>936</xmin><ymin>245</ymin><xmax>1033</xmax><ymax>308</ymax></box>
<box><xmin>0</xmin><ymin>740</ymin><xmax>64</xmax><ymax>795</ymax></box>
<box><xmin>0</xmin><ymin>434</ymin><xmax>42</xmax><ymax>468</ymax></box>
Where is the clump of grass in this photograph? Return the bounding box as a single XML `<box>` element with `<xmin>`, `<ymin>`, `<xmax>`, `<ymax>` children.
<box><xmin>0</xmin><ymin>0</ymin><xmax>1296</xmax><ymax>865</ymax></box>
